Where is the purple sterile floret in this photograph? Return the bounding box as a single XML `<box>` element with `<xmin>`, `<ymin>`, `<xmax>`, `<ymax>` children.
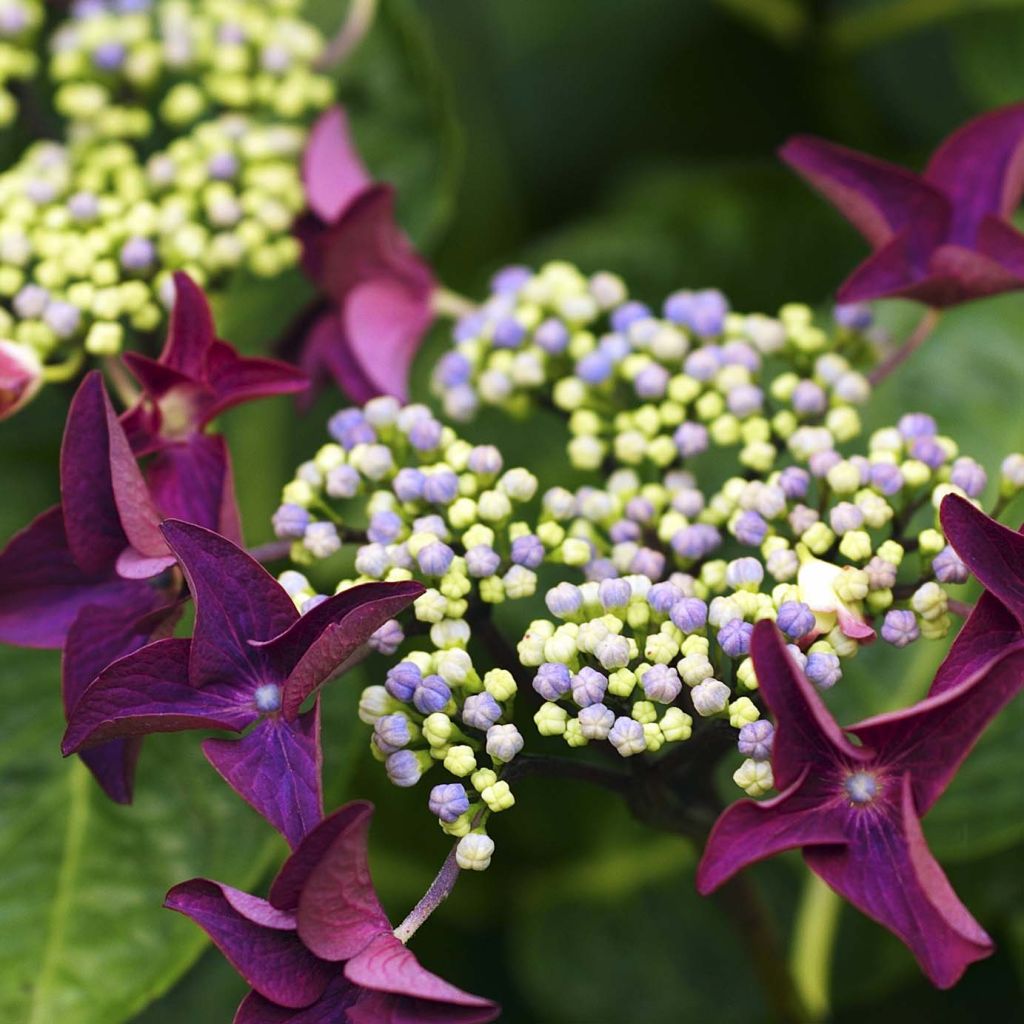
<box><xmin>533</xmin><ymin>662</ymin><xmax>572</xmax><ymax>701</ymax></box>
<box><xmin>429</xmin><ymin>783</ymin><xmax>470</xmax><ymax>823</ymax></box>
<box><xmin>413</xmin><ymin>675</ymin><xmax>451</xmax><ymax>715</ymax></box>
<box><xmin>165</xmin><ymin>803</ymin><xmax>499</xmax><ymax>1022</ymax></box>
<box><xmin>881</xmin><ymin>609</ymin><xmax>921</xmax><ymax>648</ymax></box>
<box><xmin>699</xmin><ymin>620</ymin><xmax>1024</xmax><ymax>988</ymax></box>
<box><xmin>776</xmin><ymin>601</ymin><xmax>815</xmax><ymax>640</ymax></box>
<box><xmin>273</xmin><ymin>503</ymin><xmax>310</xmax><ymax>539</ymax></box>
<box><xmin>571</xmin><ymin>666</ymin><xmax>608</xmax><ymax>708</ymax></box>
<box><xmin>718</xmin><ymin>618</ymin><xmax>754</xmax><ymax>657</ymax></box>
<box><xmin>737</xmin><ymin>718</ymin><xmax>774</xmax><ymax>760</ymax></box>
<box><xmin>462</xmin><ymin>692</ymin><xmax>502</xmax><ymax>730</ymax></box>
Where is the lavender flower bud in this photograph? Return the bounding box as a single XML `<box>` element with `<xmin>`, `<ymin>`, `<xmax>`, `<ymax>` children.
<box><xmin>413</xmin><ymin>675</ymin><xmax>452</xmax><ymax>715</ymax></box>
<box><xmin>834</xmin><ymin>303</ymin><xmax>873</xmax><ymax>330</ymax></box>
<box><xmin>932</xmin><ymin>546</ymin><xmax>968</xmax><ymax>584</ymax></box>
<box><xmin>776</xmin><ymin>601</ymin><xmax>815</xmax><ymax>640</ymax></box>
<box><xmin>791</xmin><ymin>380</ymin><xmax>827</xmax><ymax>415</ymax></box>
<box><xmin>674</xmin><ymin>421</ymin><xmax>709</xmax><ymax>457</ymax></box>
<box><xmin>386</xmin><ymin>750</ymin><xmax>427</xmax><ymax>787</ymax></box>
<box><xmin>369</xmin><ymin>619</ymin><xmax>404</xmax><ymax>656</ymax></box>
<box><xmin>374</xmin><ymin>713</ymin><xmax>413</xmax><ymax>755</ymax></box>
<box><xmin>462</xmin><ymin>692</ymin><xmax>503</xmax><ymax>730</ymax></box>
<box><xmin>608</xmin><ymin>716</ymin><xmax>647</xmax><ymax>756</ymax></box>
<box><xmin>881</xmin><ymin>609</ymin><xmax>920</xmax><ymax>648</ymax></box>
<box><xmin>805</xmin><ymin>651</ymin><xmax>842</xmax><ymax>689</ymax></box>
<box><xmin>910</xmin><ymin>436</ymin><xmax>947</xmax><ymax>469</ymax></box>
<box><xmin>611</xmin><ymin>301</ymin><xmax>651</xmax><ymax>332</ymax></box>
<box><xmin>417</xmin><ymin>542</ymin><xmax>456</xmax><ymax>577</ymax></box>
<box><xmin>534</xmin><ymin>318</ymin><xmax>570</xmax><ymax>354</ymax></box>
<box><xmin>429</xmin><ymin>783</ymin><xmax>470</xmax><ymax>823</ymax></box>
<box><xmin>725</xmin><ymin>557</ymin><xmax>764</xmax><ymax>590</ymax></box>
<box><xmin>690</xmin><ymin>678</ymin><xmax>731</xmax><ymax>716</ymax></box>
<box><xmin>869</xmin><ymin>463</ymin><xmax>904</xmax><ymax>496</ymax></box>
<box><xmin>577</xmin><ymin>703</ymin><xmax>616</xmax><ymax>740</ymax></box>
<box><xmin>718</xmin><ymin>619</ymin><xmax>754</xmax><ymax>658</ymax></box>
<box><xmin>486</xmin><ymin>723</ymin><xmax>524</xmax><ymax>763</ymax></box>
<box><xmin>304</xmin><ymin>522</ymin><xmax>341</xmax><ymax>558</ymax></box>
<box><xmin>733</xmin><ymin>511</ymin><xmax>768</xmax><ymax>546</ymax></box>
<box><xmin>272</xmin><ymin>503</ymin><xmax>309</xmax><ymax>539</ymax></box>
<box><xmin>640</xmin><ymin>664</ymin><xmax>682</xmax><ymax>703</ymax></box>
<box><xmin>422</xmin><ymin>470</ymin><xmax>459</xmax><ymax>505</ymax></box>
<box><xmin>829</xmin><ymin>502</ymin><xmax>864</xmax><ymax>535</ymax></box>
<box><xmin>511</xmin><ymin>534</ymin><xmax>545</xmax><ymax>569</ymax></box>
<box><xmin>898</xmin><ymin>412</ymin><xmax>936</xmax><ymax>439</ymax></box>
<box><xmin>670</xmin><ymin>597</ymin><xmax>708</xmax><ymax>633</ymax></box>
<box><xmin>648</xmin><ymin>581</ymin><xmax>683</xmax><ymax>614</ymax></box>
<box><xmin>598</xmin><ymin>577</ymin><xmax>632</xmax><ymax>610</ymax></box>
<box><xmin>738</xmin><ymin>719</ymin><xmax>774</xmax><ymax>761</ymax></box>
<box><xmin>949</xmin><ymin>457</ymin><xmax>987</xmax><ymax>498</ymax></box>
<box><xmin>778</xmin><ymin>466</ymin><xmax>810</xmax><ymax>500</ymax></box>
<box><xmin>368</xmin><ymin>511</ymin><xmax>403</xmax><ymax>545</ymax></box>
<box><xmin>572</xmin><ymin>666</ymin><xmax>608</xmax><ymax>707</ymax></box>
<box><xmin>466</xmin><ymin>545</ymin><xmax>502</xmax><ymax>578</ymax></box>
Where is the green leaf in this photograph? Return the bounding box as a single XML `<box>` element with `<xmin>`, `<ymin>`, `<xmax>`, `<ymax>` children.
<box><xmin>0</xmin><ymin>644</ymin><xmax>368</xmax><ymax>1024</ymax></box>
<box><xmin>309</xmin><ymin>0</ymin><xmax>461</xmax><ymax>249</ymax></box>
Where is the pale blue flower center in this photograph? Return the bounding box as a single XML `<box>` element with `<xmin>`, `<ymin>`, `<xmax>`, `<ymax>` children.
<box><xmin>844</xmin><ymin>771</ymin><xmax>879</xmax><ymax>805</ymax></box>
<box><xmin>254</xmin><ymin>683</ymin><xmax>282</xmax><ymax>713</ymax></box>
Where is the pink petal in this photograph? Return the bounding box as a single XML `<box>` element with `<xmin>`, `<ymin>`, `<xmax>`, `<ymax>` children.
<box><xmin>165</xmin><ymin>879</ymin><xmax>334</xmax><ymax>1009</ymax></box>
<box><xmin>203</xmin><ymin>705</ymin><xmax>323</xmax><ymax>850</ymax></box>
<box><xmin>848</xmin><ymin>641</ymin><xmax>1024</xmax><ymax>816</ymax></box>
<box><xmin>695</xmin><ymin>767</ymin><xmax>849</xmax><ymax>895</ymax></box>
<box><xmin>804</xmin><ymin>774</ymin><xmax>992</xmax><ymax>989</ymax></box>
<box><xmin>940</xmin><ymin>493</ymin><xmax>1024</xmax><ymax>623</ymax></box>
<box><xmin>344</xmin><ymin>932</ymin><xmax>498</xmax><ymax>1013</ymax></box>
<box><xmin>291</xmin><ymin>803</ymin><xmax>392</xmax><ymax>960</ymax></box>
<box><xmin>61</xmin><ymin>637</ymin><xmax>257</xmax><ymax>754</ymax></box>
<box><xmin>0</xmin><ymin>506</ymin><xmax>141</xmax><ymax>648</ymax></box>
<box><xmin>302</xmin><ymin>107</ymin><xmax>372</xmax><ymax>223</ymax></box>
<box><xmin>257</xmin><ymin>580</ymin><xmax>423</xmax><ymax>719</ymax></box>
<box><xmin>924</xmin><ymin>103</ymin><xmax>1024</xmax><ymax>243</ymax></box>
<box><xmin>159</xmin><ymin>521</ymin><xmax>297</xmax><ymax>689</ymax></box>
<box><xmin>779</xmin><ymin>135</ymin><xmax>949</xmax><ymax>248</ymax></box>
<box><xmin>749</xmin><ymin>621</ymin><xmax>868</xmax><ymax>790</ymax></box>
<box><xmin>115</xmin><ymin>548</ymin><xmax>176</xmax><ymax>579</ymax></box>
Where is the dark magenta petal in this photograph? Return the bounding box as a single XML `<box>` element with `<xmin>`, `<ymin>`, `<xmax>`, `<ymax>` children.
<box><xmin>835</xmin><ymin>235</ymin><xmax>919</xmax><ymax>303</ymax></box>
<box><xmin>341</xmin><ymin>278</ymin><xmax>435</xmax><ymax>402</ymax></box>
<box><xmin>695</xmin><ymin>767</ymin><xmax>848</xmax><ymax>894</ymax></box>
<box><xmin>349</xmin><ymin>992</ymin><xmax>500</xmax><ymax>1024</ymax></box>
<box><xmin>749</xmin><ymin>621</ymin><xmax>868</xmax><ymax>789</ymax></box>
<box><xmin>260</xmin><ymin>580</ymin><xmax>423</xmax><ymax>719</ymax></box>
<box><xmin>121</xmin><ymin>352</ymin><xmax>194</xmax><ymax>402</ymax></box>
<box><xmin>146</xmin><ymin>434</ymin><xmax>244</xmax><ymax>546</ymax></box>
<box><xmin>201</xmin><ymin>340</ymin><xmax>309</xmax><ymax>424</ymax></box>
<box><xmin>976</xmin><ymin>214</ymin><xmax>1024</xmax><ymax>277</ymax></box>
<box><xmin>203</xmin><ymin>705</ymin><xmax>323</xmax><ymax>850</ymax></box>
<box><xmin>268</xmin><ymin>801</ymin><xmax>379</xmax><ymax>913</ymax></box>
<box><xmin>59</xmin><ymin>372</ymin><xmax>129</xmax><ymax>574</ymax></box>
<box><xmin>302</xmin><ymin>106</ymin><xmax>372</xmax><ymax>223</ymax></box>
<box><xmin>163</xmin><ymin>272</ymin><xmax>218</xmax><ymax>377</ymax></box>
<box><xmin>930</xmin><ymin>593</ymin><xmax>1020</xmax><ymax>695</ymax></box>
<box><xmin>940</xmin><ymin>494</ymin><xmax>1024</xmax><ymax>624</ymax></box>
<box><xmin>235</xmin><ymin>978</ymin><xmax>359</xmax><ymax>1024</ymax></box>
<box><xmin>924</xmin><ymin>103</ymin><xmax>1024</xmax><ymax>244</ymax></box>
<box><xmin>926</xmin><ymin>244</ymin><xmax>1024</xmax><ymax>303</ymax></box>
<box><xmin>165</xmin><ymin>879</ymin><xmax>334</xmax><ymax>1009</ymax></box>
<box><xmin>344</xmin><ymin>932</ymin><xmax>499</xmax><ymax>1014</ymax></box>
<box><xmin>779</xmin><ymin>135</ymin><xmax>949</xmax><ymax>248</ymax></box>
<box><xmin>804</xmin><ymin>774</ymin><xmax>992</xmax><ymax>989</ymax></box>
<box><xmin>0</xmin><ymin>507</ymin><xmax>140</xmax><ymax>648</ymax></box>
<box><xmin>291</xmin><ymin>803</ymin><xmax>391</xmax><ymax>960</ymax></box>
<box><xmin>62</xmin><ymin>597</ymin><xmax>182</xmax><ymax>802</ymax></box>
<box><xmin>61</xmin><ymin>637</ymin><xmax>256</xmax><ymax>753</ymax></box>
<box><xmin>848</xmin><ymin>642</ymin><xmax>1024</xmax><ymax>816</ymax></box>
<box><xmin>159</xmin><ymin>521</ymin><xmax>297</xmax><ymax>690</ymax></box>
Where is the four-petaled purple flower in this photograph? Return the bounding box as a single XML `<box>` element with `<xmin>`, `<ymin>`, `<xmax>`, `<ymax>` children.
<box><xmin>697</xmin><ymin>619</ymin><xmax>1024</xmax><ymax>987</ymax></box>
<box><xmin>165</xmin><ymin>801</ymin><xmax>499</xmax><ymax>1023</ymax></box>
<box><xmin>295</xmin><ymin>107</ymin><xmax>437</xmax><ymax>404</ymax></box>
<box><xmin>781</xmin><ymin>104</ymin><xmax>1024</xmax><ymax>306</ymax></box>
<box><xmin>62</xmin><ymin>520</ymin><xmax>422</xmax><ymax>847</ymax></box>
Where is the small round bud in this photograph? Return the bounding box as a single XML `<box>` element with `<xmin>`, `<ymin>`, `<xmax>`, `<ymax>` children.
<box><xmin>691</xmin><ymin>678</ymin><xmax>731</xmax><ymax>716</ymax></box>
<box><xmin>738</xmin><ymin>719</ymin><xmax>774</xmax><ymax>760</ymax></box>
<box><xmin>734</xmin><ymin>758</ymin><xmax>774</xmax><ymax>797</ymax></box>
<box><xmin>486</xmin><ymin>723</ymin><xmax>524</xmax><ymax>763</ymax></box>
<box><xmin>443</xmin><ymin>745</ymin><xmax>477</xmax><ymax>777</ymax></box>
<box><xmin>608</xmin><ymin>716</ymin><xmax>647</xmax><ymax>756</ymax></box>
<box><xmin>456</xmin><ymin>832</ymin><xmax>495</xmax><ymax>871</ymax></box>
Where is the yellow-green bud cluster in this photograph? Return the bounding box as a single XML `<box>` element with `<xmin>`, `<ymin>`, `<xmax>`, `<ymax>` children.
<box><xmin>0</xmin><ymin>0</ymin><xmax>43</xmax><ymax>127</ymax></box>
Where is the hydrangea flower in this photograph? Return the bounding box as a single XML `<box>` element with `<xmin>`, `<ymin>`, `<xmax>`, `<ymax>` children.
<box><xmin>781</xmin><ymin>104</ymin><xmax>1024</xmax><ymax>306</ymax></box>
<box><xmin>295</xmin><ymin>107</ymin><xmax>436</xmax><ymax>403</ymax></box>
<box><xmin>697</xmin><ymin>620</ymin><xmax>1024</xmax><ymax>987</ymax></box>
<box><xmin>63</xmin><ymin>520</ymin><xmax>422</xmax><ymax>846</ymax></box>
<box><xmin>165</xmin><ymin>802</ymin><xmax>498</xmax><ymax>1022</ymax></box>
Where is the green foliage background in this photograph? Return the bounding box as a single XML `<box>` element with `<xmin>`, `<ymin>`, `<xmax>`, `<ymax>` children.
<box><xmin>0</xmin><ymin>1</ymin><xmax>1022</xmax><ymax>1021</ymax></box>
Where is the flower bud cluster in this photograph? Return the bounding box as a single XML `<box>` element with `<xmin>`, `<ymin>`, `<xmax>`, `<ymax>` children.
<box><xmin>275</xmin><ymin>398</ymin><xmax>547</xmax><ymax>645</ymax></box>
<box><xmin>430</xmin><ymin>261</ymin><xmax>876</xmax><ymax>476</ymax></box>
<box><xmin>0</xmin><ymin>0</ymin><xmax>330</xmax><ymax>398</ymax></box>
<box><xmin>357</xmin><ymin>645</ymin><xmax>522</xmax><ymax>863</ymax></box>
<box><xmin>0</xmin><ymin>0</ymin><xmax>42</xmax><ymax>127</ymax></box>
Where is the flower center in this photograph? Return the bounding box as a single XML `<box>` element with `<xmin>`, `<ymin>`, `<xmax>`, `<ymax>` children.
<box><xmin>844</xmin><ymin>770</ymin><xmax>879</xmax><ymax>805</ymax></box>
<box><xmin>254</xmin><ymin>683</ymin><xmax>282</xmax><ymax>713</ymax></box>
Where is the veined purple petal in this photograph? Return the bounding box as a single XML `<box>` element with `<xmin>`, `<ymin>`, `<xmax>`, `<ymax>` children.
<box><xmin>302</xmin><ymin>106</ymin><xmax>372</xmax><ymax>223</ymax></box>
<box><xmin>750</xmin><ymin>621</ymin><xmax>869</xmax><ymax>789</ymax></box>
<box><xmin>349</xmin><ymin>991</ymin><xmax>500</xmax><ymax>1024</ymax></box>
<box><xmin>924</xmin><ymin>103</ymin><xmax>1024</xmax><ymax>244</ymax></box>
<box><xmin>804</xmin><ymin>774</ymin><xmax>992</xmax><ymax>989</ymax></box>
<box><xmin>202</xmin><ymin>339</ymin><xmax>309</xmax><ymax>425</ymax></box>
<box><xmin>235</xmin><ymin>978</ymin><xmax>360</xmax><ymax>1024</ymax></box>
<box><xmin>161</xmin><ymin>271</ymin><xmax>218</xmax><ymax>378</ymax></box>
<box><xmin>926</xmin><ymin>244</ymin><xmax>1024</xmax><ymax>304</ymax></box>
<box><xmin>165</xmin><ymin>879</ymin><xmax>334</xmax><ymax>1009</ymax></box>
<box><xmin>848</xmin><ymin>642</ymin><xmax>1024</xmax><ymax>816</ymax></box>
<box><xmin>159</xmin><ymin>521</ymin><xmax>297</xmax><ymax>689</ymax></box>
<box><xmin>62</xmin><ymin>598</ymin><xmax>181</xmax><ymax>802</ymax></box>
<box><xmin>0</xmin><ymin>506</ymin><xmax>142</xmax><ymax>648</ymax></box>
<box><xmin>61</xmin><ymin>638</ymin><xmax>257</xmax><ymax>754</ymax></box>
<box><xmin>203</xmin><ymin>705</ymin><xmax>323</xmax><ymax>850</ymax></box>
<box><xmin>930</xmin><ymin>593</ymin><xmax>1020</xmax><ymax>695</ymax></box>
<box><xmin>976</xmin><ymin>214</ymin><xmax>1024</xmax><ymax>277</ymax></box>
<box><xmin>696</xmin><ymin>767</ymin><xmax>849</xmax><ymax>894</ymax></box>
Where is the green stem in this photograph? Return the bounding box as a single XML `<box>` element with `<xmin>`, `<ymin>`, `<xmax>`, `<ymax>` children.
<box><xmin>790</xmin><ymin>870</ymin><xmax>842</xmax><ymax>1022</ymax></box>
<box><xmin>40</xmin><ymin>348</ymin><xmax>85</xmax><ymax>384</ymax></box>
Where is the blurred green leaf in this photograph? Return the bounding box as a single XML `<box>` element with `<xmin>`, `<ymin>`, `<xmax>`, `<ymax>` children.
<box><xmin>309</xmin><ymin>0</ymin><xmax>461</xmax><ymax>249</ymax></box>
<box><xmin>952</xmin><ymin>9</ymin><xmax>1024</xmax><ymax>107</ymax></box>
<box><xmin>716</xmin><ymin>0</ymin><xmax>809</xmax><ymax>46</ymax></box>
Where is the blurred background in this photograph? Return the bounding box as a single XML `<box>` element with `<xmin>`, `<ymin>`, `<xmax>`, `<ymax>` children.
<box><xmin>1</xmin><ymin>1</ymin><xmax>1022</xmax><ymax>1021</ymax></box>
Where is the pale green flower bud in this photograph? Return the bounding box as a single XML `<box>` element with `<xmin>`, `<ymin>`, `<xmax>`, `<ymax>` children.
<box><xmin>479</xmin><ymin>576</ymin><xmax>505</xmax><ymax>604</ymax></box>
<box><xmin>431</xmin><ymin>618</ymin><xmax>471</xmax><ymax>649</ymax></box>
<box><xmin>484</xmin><ymin>669</ymin><xmax>517</xmax><ymax>702</ymax></box>
<box><xmin>728</xmin><ymin>697</ymin><xmax>760</xmax><ymax>729</ymax></box>
<box><xmin>563</xmin><ymin>717</ymin><xmax>587</xmax><ymax>747</ymax></box>
<box><xmin>918</xmin><ymin>528</ymin><xmax>946</xmax><ymax>556</ymax></box>
<box><xmin>801</xmin><ymin>522</ymin><xmax>834</xmax><ymax>555</ymax></box>
<box><xmin>534</xmin><ymin>702</ymin><xmax>568</xmax><ymax>737</ymax></box>
<box><xmin>826</xmin><ymin>460</ymin><xmax>861</xmax><ymax>495</ymax></box>
<box><xmin>919</xmin><ymin>613</ymin><xmax>951</xmax><ymax>640</ymax></box>
<box><xmin>825</xmin><ymin>407</ymin><xmax>861</xmax><ymax>443</ymax></box>
<box><xmin>644</xmin><ymin>631</ymin><xmax>679</xmax><ymax>664</ymax></box>
<box><xmin>834</xmin><ymin>568</ymin><xmax>869</xmax><ymax>603</ymax></box>
<box><xmin>876</xmin><ymin>540</ymin><xmax>904</xmax><ymax>566</ymax></box>
<box><xmin>84</xmin><ymin>321</ymin><xmax>122</xmax><ymax>355</ymax></box>
<box><xmin>456</xmin><ymin>832</ymin><xmax>494</xmax><ymax>871</ymax></box>
<box><xmin>659</xmin><ymin>707</ymin><xmax>693</xmax><ymax>741</ymax></box>
<box><xmin>358</xmin><ymin>685</ymin><xmax>392</xmax><ymax>724</ymax></box>
<box><xmin>481</xmin><ymin>780</ymin><xmax>515</xmax><ymax>812</ymax></box>
<box><xmin>911</xmin><ymin>581</ymin><xmax>947</xmax><ymax>621</ymax></box>
<box><xmin>866</xmin><ymin>589</ymin><xmax>893</xmax><ymax>613</ymax></box>
<box><xmin>734</xmin><ymin>758</ymin><xmax>774</xmax><ymax>797</ymax></box>
<box><xmin>441</xmin><ymin>809</ymin><xmax>474</xmax><ymax>837</ymax></box>
<box><xmin>679</xmin><ymin>652</ymin><xmax>715</xmax><ymax>687</ymax></box>
<box><xmin>631</xmin><ymin>701</ymin><xmax>658</xmax><ymax>725</ymax></box>
<box><xmin>739</xmin><ymin>441</ymin><xmax>776</xmax><ymax>474</ymax></box>
<box><xmin>838</xmin><ymin>531</ymin><xmax>873</xmax><ymax>562</ymax></box>
<box><xmin>681</xmin><ymin>634</ymin><xmax>710</xmax><ymax>656</ymax></box>
<box><xmin>737</xmin><ymin>657</ymin><xmax>758</xmax><ymax>690</ymax></box>
<box><xmin>826</xmin><ymin>626</ymin><xmax>859</xmax><ymax>659</ymax></box>
<box><xmin>901</xmin><ymin>459</ymin><xmax>931</xmax><ymax>488</ymax></box>
<box><xmin>414</xmin><ymin>589</ymin><xmax>448</xmax><ymax>624</ymax></box>
<box><xmin>444</xmin><ymin>745</ymin><xmax>477</xmax><ymax>777</ymax></box>
<box><xmin>642</xmin><ymin>722</ymin><xmax>665</xmax><ymax>752</ymax></box>
<box><xmin>423</xmin><ymin>713</ymin><xmax>454</xmax><ymax>748</ymax></box>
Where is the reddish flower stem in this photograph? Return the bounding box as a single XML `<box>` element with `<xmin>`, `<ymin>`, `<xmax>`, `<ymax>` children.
<box><xmin>393</xmin><ymin>842</ymin><xmax>462</xmax><ymax>944</ymax></box>
<box><xmin>315</xmin><ymin>0</ymin><xmax>379</xmax><ymax>70</ymax></box>
<box><xmin>868</xmin><ymin>307</ymin><xmax>942</xmax><ymax>387</ymax></box>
